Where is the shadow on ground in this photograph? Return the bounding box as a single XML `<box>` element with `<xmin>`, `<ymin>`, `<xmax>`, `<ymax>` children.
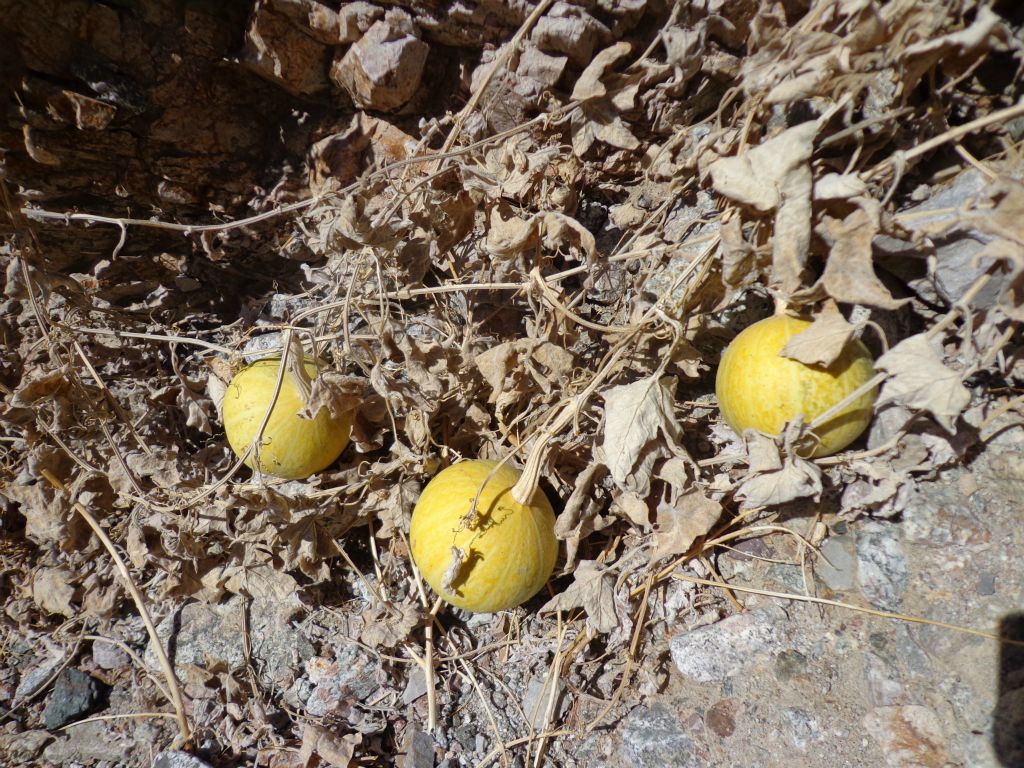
<box><xmin>995</xmin><ymin>613</ymin><xmax>1024</xmax><ymax>766</ymax></box>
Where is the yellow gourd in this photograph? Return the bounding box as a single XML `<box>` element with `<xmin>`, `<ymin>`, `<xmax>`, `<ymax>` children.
<box><xmin>715</xmin><ymin>314</ymin><xmax>877</xmax><ymax>457</ymax></box>
<box><xmin>222</xmin><ymin>357</ymin><xmax>351</xmax><ymax>480</ymax></box>
<box><xmin>409</xmin><ymin>460</ymin><xmax>558</xmax><ymax>613</ymax></box>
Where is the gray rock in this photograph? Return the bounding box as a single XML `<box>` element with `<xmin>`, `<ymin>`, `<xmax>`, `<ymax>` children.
<box><xmin>862</xmin><ymin>651</ymin><xmax>904</xmax><ymax>707</ymax></box>
<box><xmin>773</xmin><ymin>650</ymin><xmax>807</xmax><ymax>682</ymax></box>
<box><xmin>977</xmin><ymin>571</ymin><xmax>997</xmax><ymax>596</ymax></box>
<box><xmin>42</xmin><ymin>668</ymin><xmax>105</xmax><ymax>729</ymax></box>
<box><xmin>670</xmin><ymin>607</ymin><xmax>792</xmax><ymax>683</ymax></box>
<box><xmin>242</xmin><ymin>331</ymin><xmax>285</xmax><ymax>362</ymax></box>
<box><xmin>815</xmin><ymin>534</ymin><xmax>857</xmax><ymax>591</ymax></box>
<box><xmin>402</xmin><ymin>666</ymin><xmax>428</xmax><ymax>705</ymax></box>
<box><xmin>144</xmin><ymin>597</ymin><xmax>313</xmax><ymax>689</ymax></box>
<box><xmin>92</xmin><ymin>637</ymin><xmax>130</xmax><ymax>670</ymax></box>
<box><xmin>42</xmin><ymin>720</ymin><xmax>135</xmax><ymax>764</ymax></box>
<box><xmin>620</xmin><ymin>703</ymin><xmax>706</xmax><ymax>768</ymax></box>
<box><xmin>301</xmin><ymin>644</ymin><xmax>381</xmax><ymax>718</ymax></box>
<box><xmin>14</xmin><ymin>663</ymin><xmax>56</xmax><ymax>708</ymax></box>
<box><xmin>856</xmin><ymin>523</ymin><xmax>908</xmax><ymax>610</ymax></box>
<box><xmin>881</xmin><ymin>169</ymin><xmax>1012</xmax><ymax>309</ymax></box>
<box><xmin>404</xmin><ymin>730</ymin><xmax>435</xmax><ymax>768</ymax></box>
<box><xmin>153</xmin><ymin>751</ymin><xmax>215</xmax><ymax>768</ymax></box>
<box><xmin>522</xmin><ymin>674</ymin><xmax>567</xmax><ymax>729</ymax></box>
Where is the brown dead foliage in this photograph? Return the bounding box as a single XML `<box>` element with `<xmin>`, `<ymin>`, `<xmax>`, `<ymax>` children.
<box><xmin>2</xmin><ymin>0</ymin><xmax>1023</xmax><ymax>764</ymax></box>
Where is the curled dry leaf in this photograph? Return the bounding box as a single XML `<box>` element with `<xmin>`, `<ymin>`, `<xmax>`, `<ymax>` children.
<box><xmin>571</xmin><ymin>41</ymin><xmax>632</xmax><ymax>101</ymax></box>
<box><xmin>735</xmin><ymin>430</ymin><xmax>823</xmax><ymax>509</ymax></box>
<box><xmin>299</xmin><ymin>724</ymin><xmax>361</xmax><ymax>768</ymax></box>
<box><xmin>597</xmin><ymin>375</ymin><xmax>683</xmax><ymax>497</ymax></box>
<box><xmin>300</xmin><ymin>371</ymin><xmax>366</xmax><ymax>422</ymax></box>
<box><xmin>540</xmin><ymin>559</ymin><xmax>619</xmax><ymax>634</ymax></box>
<box><xmin>649</xmin><ymin>487</ymin><xmax>722</xmax><ymax>564</ymax></box>
<box><xmin>817</xmin><ymin>200</ymin><xmax>905</xmax><ymax>310</ymax></box>
<box><xmin>360</xmin><ymin>602</ymin><xmax>422</xmax><ymax>650</ymax></box>
<box><xmin>31</xmin><ymin>567</ymin><xmax>76</xmax><ymax>617</ymax></box>
<box><xmin>778</xmin><ymin>302</ymin><xmax>857</xmax><ymax>367</ymax></box>
<box><xmin>610</xmin><ymin>490</ymin><xmax>651</xmax><ymax>528</ymax></box>
<box><xmin>708</xmin><ymin>121</ymin><xmax>819</xmax><ymax>295</ymax></box>
<box><xmin>707</xmin><ymin>121</ymin><xmax>819</xmax><ymax>213</ymax></box>
<box><xmin>875</xmin><ymin>334</ymin><xmax>971</xmax><ymax>434</ymax></box>
<box><xmin>554</xmin><ymin>462</ymin><xmax>613</xmax><ymax>569</ymax></box>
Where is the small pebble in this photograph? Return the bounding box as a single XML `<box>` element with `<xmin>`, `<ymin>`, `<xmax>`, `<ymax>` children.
<box><xmin>705</xmin><ymin>699</ymin><xmax>736</xmax><ymax>738</ymax></box>
<box><xmin>153</xmin><ymin>752</ymin><xmax>214</xmax><ymax>768</ymax></box>
<box><xmin>92</xmin><ymin>639</ymin><xmax>130</xmax><ymax>670</ymax></box>
<box><xmin>977</xmin><ymin>571</ymin><xmax>997</xmax><ymax>596</ymax></box>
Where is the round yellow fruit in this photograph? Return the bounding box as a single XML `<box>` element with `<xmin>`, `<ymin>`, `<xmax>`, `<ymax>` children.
<box><xmin>715</xmin><ymin>314</ymin><xmax>877</xmax><ymax>457</ymax></box>
<box><xmin>409</xmin><ymin>460</ymin><xmax>558</xmax><ymax>613</ymax></box>
<box><xmin>222</xmin><ymin>358</ymin><xmax>352</xmax><ymax>480</ymax></box>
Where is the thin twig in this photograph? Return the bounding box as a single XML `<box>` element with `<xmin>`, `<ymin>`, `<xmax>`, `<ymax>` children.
<box><xmin>671</xmin><ymin>573</ymin><xmax>1024</xmax><ymax>647</ymax></box>
<box><xmin>864</xmin><ymin>99</ymin><xmax>1024</xmax><ymax>180</ymax></box>
<box><xmin>39</xmin><ymin>469</ymin><xmax>191</xmax><ymax>746</ymax></box>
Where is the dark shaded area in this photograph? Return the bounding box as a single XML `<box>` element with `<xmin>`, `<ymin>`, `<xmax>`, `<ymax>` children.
<box><xmin>995</xmin><ymin>613</ymin><xmax>1024</xmax><ymax>766</ymax></box>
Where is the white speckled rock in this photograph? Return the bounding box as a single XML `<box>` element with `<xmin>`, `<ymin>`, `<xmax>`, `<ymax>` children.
<box><xmin>670</xmin><ymin>606</ymin><xmax>793</xmax><ymax>683</ymax></box>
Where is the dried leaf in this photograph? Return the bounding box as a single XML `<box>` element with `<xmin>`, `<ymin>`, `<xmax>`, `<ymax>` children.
<box><xmin>300</xmin><ymin>371</ymin><xmax>365</xmax><ymax>422</ymax></box>
<box><xmin>649</xmin><ymin>488</ymin><xmax>722</xmax><ymax>563</ymax></box>
<box><xmin>610</xmin><ymin>490</ymin><xmax>650</xmax><ymax>528</ymax></box>
<box><xmin>279</xmin><ymin>516</ymin><xmax>340</xmax><ymax>581</ymax></box>
<box><xmin>205</xmin><ymin>549</ymin><xmax>300</xmax><ymax>604</ymax></box>
<box><xmin>554</xmin><ymin>463</ymin><xmax>613</xmax><ymax>569</ymax></box>
<box><xmin>32</xmin><ymin>567</ymin><xmax>76</xmax><ymax>617</ymax></box>
<box><xmin>778</xmin><ymin>303</ymin><xmax>856</xmax><ymax>366</ymax></box>
<box><xmin>818</xmin><ymin>201</ymin><xmax>905</xmax><ymax>309</ymax></box>
<box><xmin>875</xmin><ymin>334</ymin><xmax>971</xmax><ymax>433</ymax></box>
<box><xmin>3</xmin><ymin>483</ymin><xmax>85</xmax><ymax>549</ymax></box>
<box><xmin>125</xmin><ymin>450</ymin><xmax>184</xmax><ymax>490</ymax></box>
<box><xmin>360</xmin><ymin>602</ymin><xmax>422</xmax><ymax>649</ymax></box>
<box><xmin>771</xmin><ymin>172</ymin><xmax>814</xmax><ymax>297</ymax></box>
<box><xmin>736</xmin><ymin>431</ymin><xmax>823</xmax><ymax>509</ymax></box>
<box><xmin>902</xmin><ymin>6</ymin><xmax>1006</xmax><ymax>60</ymax></box>
<box><xmin>540</xmin><ymin>559</ymin><xmax>618</xmax><ymax>633</ymax></box>
<box><xmin>720</xmin><ymin>213</ymin><xmax>757</xmax><ymax>290</ymax></box>
<box><xmin>814</xmin><ymin>173</ymin><xmax>868</xmax><ymax>201</ymax></box>
<box><xmin>540</xmin><ymin>212</ymin><xmax>596</xmax><ymax>262</ymax></box>
<box><xmin>598</xmin><ymin>375</ymin><xmax>683</xmax><ymax>496</ymax></box>
<box><xmin>570</xmin><ymin>99</ymin><xmax>640</xmax><ymax>156</ymax></box>
<box><xmin>708</xmin><ymin>121</ymin><xmax>818</xmax><ymax>213</ymax></box>
<box><xmin>571</xmin><ymin>41</ymin><xmax>631</xmax><ymax>101</ymax></box>
<box><xmin>9</xmin><ymin>368</ymin><xmax>70</xmax><ymax>407</ymax></box>
<box><xmin>299</xmin><ymin>724</ymin><xmax>361</xmax><ymax>768</ymax></box>
<box><xmin>708</xmin><ymin>121</ymin><xmax>819</xmax><ymax>295</ymax></box>
<box><xmin>484</xmin><ymin>203</ymin><xmax>538</xmax><ymax>259</ymax></box>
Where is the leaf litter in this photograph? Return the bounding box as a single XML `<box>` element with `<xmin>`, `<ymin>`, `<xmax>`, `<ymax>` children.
<box><xmin>1</xmin><ymin>0</ymin><xmax>1023</xmax><ymax>765</ymax></box>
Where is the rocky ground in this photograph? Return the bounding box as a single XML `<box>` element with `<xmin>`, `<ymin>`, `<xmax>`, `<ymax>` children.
<box><xmin>2</xmin><ymin>1</ymin><xmax>1024</xmax><ymax>767</ymax></box>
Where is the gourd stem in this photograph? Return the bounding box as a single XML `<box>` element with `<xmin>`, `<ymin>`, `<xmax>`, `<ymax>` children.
<box><xmin>510</xmin><ymin>398</ymin><xmax>578</xmax><ymax>505</ymax></box>
<box><xmin>284</xmin><ymin>332</ymin><xmax>314</xmax><ymax>407</ymax></box>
